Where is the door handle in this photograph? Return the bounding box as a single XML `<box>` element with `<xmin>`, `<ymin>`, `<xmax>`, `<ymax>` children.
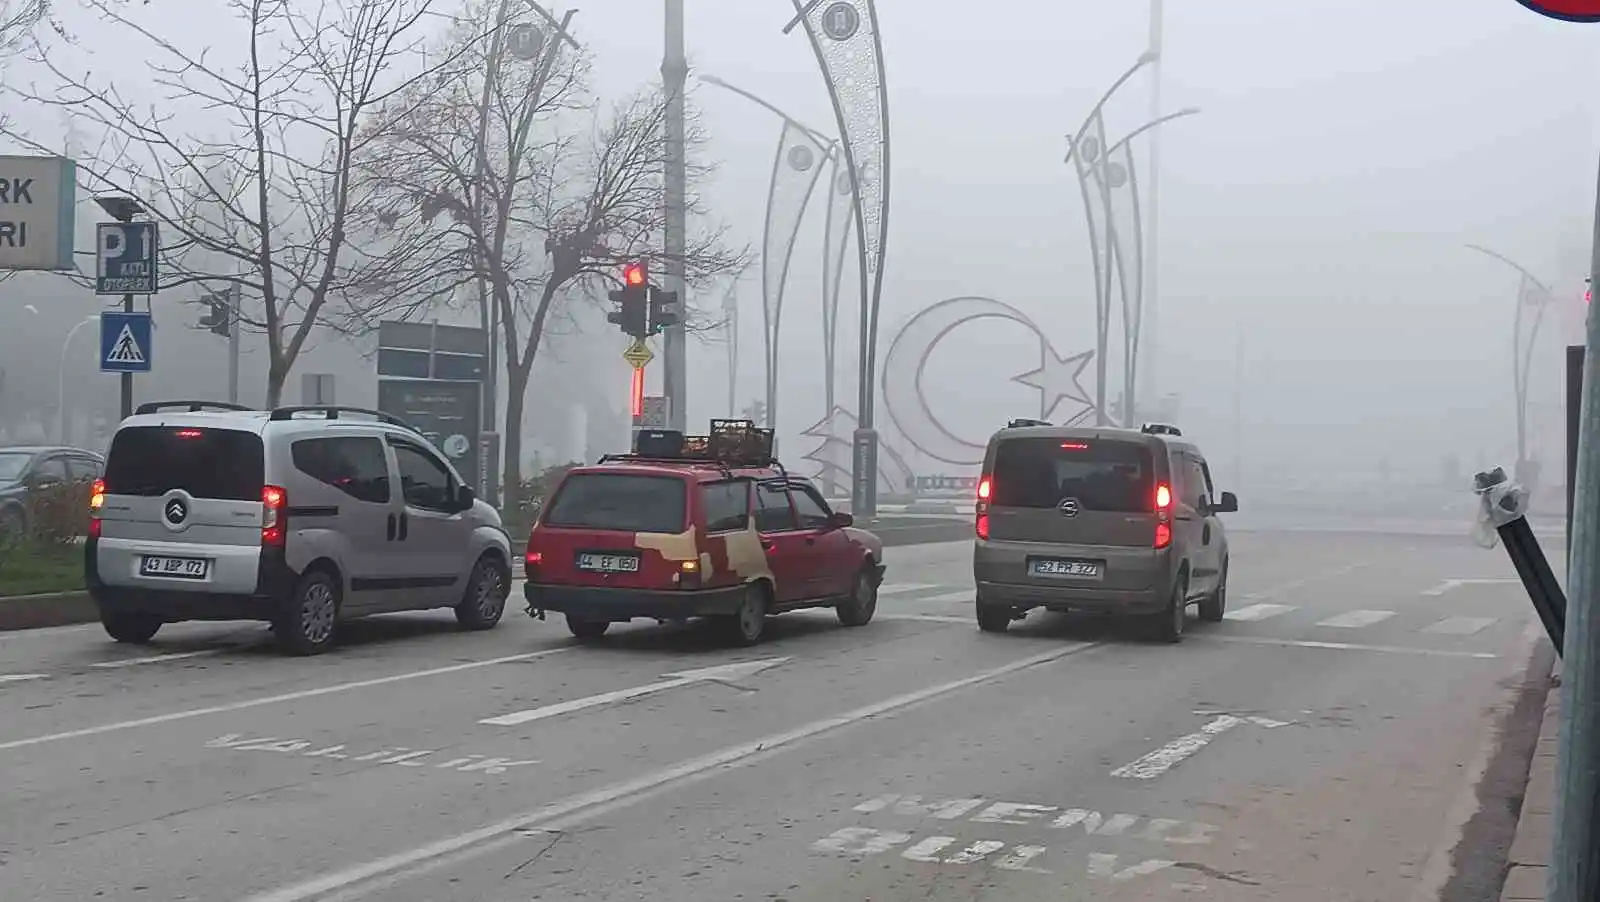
<box><xmin>386</xmin><ymin>513</ymin><xmax>397</xmax><ymax>541</ymax></box>
<box><xmin>761</xmin><ymin>539</ymin><xmax>776</xmax><ymax>553</ymax></box>
<box><xmin>398</xmin><ymin>512</ymin><xmax>409</xmax><ymax>541</ymax></box>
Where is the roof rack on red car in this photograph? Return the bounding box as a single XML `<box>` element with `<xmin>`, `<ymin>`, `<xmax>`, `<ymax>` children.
<box><xmin>599</xmin><ymin>418</ymin><xmax>783</xmax><ymax>475</ymax></box>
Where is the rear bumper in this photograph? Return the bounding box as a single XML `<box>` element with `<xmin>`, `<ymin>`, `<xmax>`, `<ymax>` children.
<box><xmin>85</xmin><ymin>539</ymin><xmax>300</xmax><ymax>622</ymax></box>
<box><xmin>524</xmin><ymin>582</ymin><xmax>747</xmax><ymax>622</ymax></box>
<box><xmin>973</xmin><ymin>539</ymin><xmax>1173</xmax><ymax>614</ymax></box>
<box><xmin>975</xmin><ymin>579</ymin><xmax>1166</xmax><ymax>614</ymax></box>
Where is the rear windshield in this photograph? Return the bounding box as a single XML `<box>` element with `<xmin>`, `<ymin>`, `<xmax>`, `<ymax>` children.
<box><xmin>541</xmin><ymin>473</ymin><xmax>687</xmax><ymax>534</ymax></box>
<box><xmin>990</xmin><ymin>437</ymin><xmax>1154</xmax><ymax>513</ymax></box>
<box><xmin>103</xmin><ymin>426</ymin><xmax>265</xmax><ymax>501</ymax></box>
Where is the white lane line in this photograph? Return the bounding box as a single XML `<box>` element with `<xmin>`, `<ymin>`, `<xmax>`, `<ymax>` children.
<box><xmin>1111</xmin><ymin>714</ymin><xmax>1292</xmax><ymax>780</ymax></box>
<box><xmin>878</xmin><ymin>583</ymin><xmax>943</xmax><ymax>596</ymax></box>
<box><xmin>877</xmin><ymin>614</ymin><xmax>972</xmax><ymax>625</ymax></box>
<box><xmin>240</xmin><ymin>641</ymin><xmax>1107</xmax><ymax>902</ymax></box>
<box><xmin>480</xmin><ymin>658</ymin><xmax>790</xmax><ymax>727</ymax></box>
<box><xmin>0</xmin><ymin>673</ymin><xmax>48</xmax><ymax>684</ymax></box>
<box><xmin>1421</xmin><ymin>578</ymin><xmax>1519</xmax><ymax>597</ymax></box>
<box><xmin>0</xmin><ymin>646</ymin><xmax>575</xmax><ymax>753</ymax></box>
<box><xmin>1223</xmin><ymin>603</ymin><xmax>1295</xmax><ymax>622</ymax></box>
<box><xmin>1203</xmin><ymin>634</ymin><xmax>1499</xmax><ymax>659</ymax></box>
<box><xmin>913</xmin><ymin>590</ymin><xmax>974</xmax><ymax>604</ymax></box>
<box><xmin>1424</xmin><ymin>617</ymin><xmax>1498</xmax><ymax>636</ymax></box>
<box><xmin>89</xmin><ymin>649</ymin><xmax>228</xmax><ymax>669</ymax></box>
<box><xmin>1315</xmin><ymin>610</ymin><xmax>1396</xmax><ymax>629</ymax></box>
<box><xmin>1237</xmin><ymin>560</ymin><xmax>1373</xmax><ymax>601</ymax></box>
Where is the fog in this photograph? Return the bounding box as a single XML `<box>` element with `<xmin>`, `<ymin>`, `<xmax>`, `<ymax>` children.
<box><xmin>2</xmin><ymin>0</ymin><xmax>1595</xmax><ymax>511</ymax></box>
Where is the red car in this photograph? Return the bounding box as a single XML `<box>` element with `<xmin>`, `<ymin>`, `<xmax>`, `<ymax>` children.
<box><xmin>522</xmin><ymin>421</ymin><xmax>885</xmax><ymax>645</ymax></box>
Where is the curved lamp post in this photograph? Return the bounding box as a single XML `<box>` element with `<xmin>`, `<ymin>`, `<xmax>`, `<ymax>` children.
<box><xmin>1464</xmin><ymin>243</ymin><xmax>1554</xmax><ymax>477</ymax></box>
<box><xmin>58</xmin><ymin>315</ymin><xmax>99</xmax><ymax>443</ymax></box>
<box><xmin>1065</xmin><ymin>55</ymin><xmax>1198</xmax><ymax>426</ymax></box>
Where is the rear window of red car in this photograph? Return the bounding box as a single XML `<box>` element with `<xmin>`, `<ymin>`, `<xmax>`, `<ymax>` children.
<box><xmin>541</xmin><ymin>472</ymin><xmax>688</xmax><ymax>533</ymax></box>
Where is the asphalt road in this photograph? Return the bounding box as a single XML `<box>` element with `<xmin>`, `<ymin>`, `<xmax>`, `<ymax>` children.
<box><xmin>0</xmin><ymin>531</ymin><xmax>1542</xmax><ymax>901</ymax></box>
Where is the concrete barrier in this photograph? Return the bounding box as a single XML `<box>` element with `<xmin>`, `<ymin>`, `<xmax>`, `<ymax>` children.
<box><xmin>0</xmin><ymin>590</ymin><xmax>96</xmax><ymax>632</ymax></box>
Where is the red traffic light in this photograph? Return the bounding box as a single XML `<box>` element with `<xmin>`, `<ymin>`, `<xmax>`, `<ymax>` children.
<box><xmin>623</xmin><ymin>263</ymin><xmax>646</xmax><ymax>287</ymax></box>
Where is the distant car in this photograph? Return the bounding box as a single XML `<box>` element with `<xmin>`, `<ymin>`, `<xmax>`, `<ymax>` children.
<box><xmin>87</xmin><ymin>401</ymin><xmax>513</xmax><ymax>654</ymax></box>
<box><xmin>0</xmin><ymin>446</ymin><xmax>105</xmax><ymax>540</ymax></box>
<box><xmin>523</xmin><ymin>420</ymin><xmax>885</xmax><ymax>646</ymax></box>
<box><xmin>971</xmin><ymin>420</ymin><xmax>1238</xmax><ymax>643</ymax></box>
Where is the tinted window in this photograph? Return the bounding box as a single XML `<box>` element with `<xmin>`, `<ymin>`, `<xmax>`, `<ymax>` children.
<box><xmin>702</xmin><ymin>480</ymin><xmax>750</xmax><ymax>532</ymax></box>
<box><xmin>1179</xmin><ymin>455</ymin><xmax>1209</xmax><ymax>509</ymax></box>
<box><xmin>543</xmin><ymin>474</ymin><xmax>687</xmax><ymax>533</ymax></box>
<box><xmin>67</xmin><ymin>457</ymin><xmax>103</xmax><ymax>481</ymax></box>
<box><xmin>790</xmin><ymin>484</ymin><xmax>833</xmax><ymax>529</ymax></box>
<box><xmin>0</xmin><ymin>453</ymin><xmax>29</xmax><ymax>482</ymax></box>
<box><xmin>990</xmin><ymin>437</ymin><xmax>1153</xmax><ymax>513</ymax></box>
<box><xmin>103</xmin><ymin>426</ymin><xmax>264</xmax><ymax>500</ymax></box>
<box><xmin>753</xmin><ymin>482</ymin><xmax>797</xmax><ymax>532</ymax></box>
<box><xmin>292</xmin><ymin>437</ymin><xmax>392</xmax><ymax>504</ymax></box>
<box><xmin>391</xmin><ymin>441</ymin><xmax>455</xmax><ymax>510</ymax></box>
<box><xmin>32</xmin><ymin>457</ymin><xmax>68</xmax><ymax>482</ymax></box>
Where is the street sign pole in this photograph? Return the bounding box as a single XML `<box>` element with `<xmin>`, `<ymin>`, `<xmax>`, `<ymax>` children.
<box><xmin>227</xmin><ymin>285</ymin><xmax>241</xmax><ymax>404</ymax></box>
<box><xmin>119</xmin><ymin>289</ymin><xmax>133</xmax><ymax>418</ymax></box>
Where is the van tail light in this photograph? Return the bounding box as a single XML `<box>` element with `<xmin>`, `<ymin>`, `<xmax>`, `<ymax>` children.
<box><xmin>975</xmin><ymin>512</ymin><xmax>989</xmax><ymax>540</ymax></box>
<box><xmin>88</xmin><ymin>478</ymin><xmax>105</xmax><ymax>538</ymax></box>
<box><xmin>975</xmin><ymin>476</ymin><xmax>991</xmax><ymax>540</ymax></box>
<box><xmin>1153</xmin><ymin>481</ymin><xmax>1172</xmax><ymax>548</ymax></box>
<box><xmin>976</xmin><ymin>478</ymin><xmax>992</xmax><ymax>501</ymax></box>
<box><xmin>261</xmin><ymin>485</ymin><xmax>287</xmax><ymax>546</ymax></box>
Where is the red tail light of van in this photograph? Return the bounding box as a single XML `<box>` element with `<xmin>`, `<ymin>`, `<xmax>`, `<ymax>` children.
<box><xmin>261</xmin><ymin>485</ymin><xmax>287</xmax><ymax>546</ymax></box>
<box><xmin>1154</xmin><ymin>482</ymin><xmax>1173</xmax><ymax>549</ymax></box>
<box><xmin>975</xmin><ymin>477</ymin><xmax>991</xmax><ymax>540</ymax></box>
<box><xmin>88</xmin><ymin>478</ymin><xmax>105</xmax><ymax>538</ymax></box>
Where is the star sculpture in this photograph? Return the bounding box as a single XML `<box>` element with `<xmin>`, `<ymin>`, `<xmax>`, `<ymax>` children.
<box><xmin>1011</xmin><ymin>344</ymin><xmax>1095</xmax><ymax>421</ymax></box>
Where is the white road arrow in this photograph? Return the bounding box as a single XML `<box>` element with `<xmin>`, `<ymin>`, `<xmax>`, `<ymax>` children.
<box><xmin>1111</xmin><ymin>713</ymin><xmax>1293</xmax><ymax>780</ymax></box>
<box><xmin>479</xmin><ymin>657</ymin><xmax>791</xmax><ymax>727</ymax></box>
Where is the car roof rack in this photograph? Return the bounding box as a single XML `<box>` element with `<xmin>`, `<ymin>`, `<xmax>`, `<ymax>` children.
<box><xmin>268</xmin><ymin>405</ymin><xmax>422</xmax><ymax>434</ymax></box>
<box><xmin>599</xmin><ymin>419</ymin><xmax>782</xmax><ymax>473</ymax></box>
<box><xmin>1006</xmin><ymin>418</ymin><xmax>1051</xmax><ymax>429</ymax></box>
<box><xmin>1140</xmin><ymin>422</ymin><xmax>1182</xmax><ymax>436</ymax></box>
<box><xmin>134</xmin><ymin>400</ymin><xmax>254</xmax><ymax>415</ymax></box>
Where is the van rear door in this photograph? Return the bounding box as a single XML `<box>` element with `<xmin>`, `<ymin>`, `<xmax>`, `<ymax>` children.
<box><xmin>100</xmin><ymin>425</ymin><xmax>267</xmax><ymax>547</ymax></box>
<box><xmin>987</xmin><ymin>435</ymin><xmax>1157</xmax><ymax>549</ymax></box>
<box><xmin>530</xmin><ymin>471</ymin><xmax>691</xmax><ymax>589</ymax></box>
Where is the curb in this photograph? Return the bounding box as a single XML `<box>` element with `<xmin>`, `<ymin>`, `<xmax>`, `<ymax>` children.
<box><xmin>1501</xmin><ymin>666</ymin><xmax>1562</xmax><ymax>901</ymax></box>
<box><xmin>0</xmin><ymin>589</ymin><xmax>96</xmax><ymax>632</ymax></box>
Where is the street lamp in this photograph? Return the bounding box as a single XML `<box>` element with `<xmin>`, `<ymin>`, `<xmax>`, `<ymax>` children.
<box><xmin>1464</xmin><ymin>243</ymin><xmax>1554</xmax><ymax>480</ymax></box>
<box><xmin>58</xmin><ymin>315</ymin><xmax>99</xmax><ymax>444</ymax></box>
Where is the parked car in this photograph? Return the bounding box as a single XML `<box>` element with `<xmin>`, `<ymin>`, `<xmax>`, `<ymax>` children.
<box><xmin>0</xmin><ymin>445</ymin><xmax>105</xmax><ymax>542</ymax></box>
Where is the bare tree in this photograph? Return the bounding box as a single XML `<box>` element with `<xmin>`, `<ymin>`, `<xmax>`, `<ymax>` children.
<box><xmin>0</xmin><ymin>0</ymin><xmax>481</xmax><ymax>405</ymax></box>
<box><xmin>355</xmin><ymin>18</ymin><xmax>745</xmax><ymax>514</ymax></box>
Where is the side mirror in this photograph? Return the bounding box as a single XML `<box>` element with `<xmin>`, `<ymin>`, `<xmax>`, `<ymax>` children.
<box><xmin>1215</xmin><ymin>491</ymin><xmax>1238</xmax><ymax>514</ymax></box>
<box><xmin>830</xmin><ymin>511</ymin><xmax>854</xmax><ymax>529</ymax></box>
<box><xmin>457</xmin><ymin>485</ymin><xmax>476</xmax><ymax>510</ymax></box>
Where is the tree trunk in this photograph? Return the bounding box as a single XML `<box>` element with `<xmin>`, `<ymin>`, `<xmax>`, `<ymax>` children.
<box><xmin>501</xmin><ymin>360</ymin><xmax>532</xmax><ymax>528</ymax></box>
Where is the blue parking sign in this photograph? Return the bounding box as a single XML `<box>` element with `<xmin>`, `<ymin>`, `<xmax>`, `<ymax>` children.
<box><xmin>96</xmin><ymin>222</ymin><xmax>159</xmax><ymax>295</ymax></box>
<box><xmin>100</xmin><ymin>312</ymin><xmax>153</xmax><ymax>373</ymax></box>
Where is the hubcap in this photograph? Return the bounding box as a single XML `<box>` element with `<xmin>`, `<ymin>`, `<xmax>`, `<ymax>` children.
<box><xmin>857</xmin><ymin>574</ymin><xmax>877</xmax><ymax>614</ymax></box>
<box><xmin>301</xmin><ymin>582</ymin><xmax>336</xmax><ymax>644</ymax></box>
<box><xmin>740</xmin><ymin>592</ymin><xmax>764</xmax><ymax>639</ymax></box>
<box><xmin>476</xmin><ymin>564</ymin><xmax>505</xmax><ymax>617</ymax></box>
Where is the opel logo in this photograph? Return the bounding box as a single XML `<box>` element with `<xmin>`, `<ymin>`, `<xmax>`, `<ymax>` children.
<box><xmin>164</xmin><ymin>498</ymin><xmax>188</xmax><ymax>525</ymax></box>
<box><xmin>1058</xmin><ymin>497</ymin><xmax>1081</xmax><ymax>518</ymax></box>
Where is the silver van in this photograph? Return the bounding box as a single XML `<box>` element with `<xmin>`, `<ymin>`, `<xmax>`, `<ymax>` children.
<box><xmin>87</xmin><ymin>402</ymin><xmax>514</xmax><ymax>654</ymax></box>
<box><xmin>971</xmin><ymin>421</ymin><xmax>1237</xmax><ymax>643</ymax></box>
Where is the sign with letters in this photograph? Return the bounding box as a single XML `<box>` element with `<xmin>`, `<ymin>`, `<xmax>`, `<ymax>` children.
<box><xmin>96</xmin><ymin>221</ymin><xmax>159</xmax><ymax>295</ymax></box>
<box><xmin>0</xmin><ymin>154</ymin><xmax>76</xmax><ymax>272</ymax></box>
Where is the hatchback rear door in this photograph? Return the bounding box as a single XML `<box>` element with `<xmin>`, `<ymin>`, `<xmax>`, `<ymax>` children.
<box><xmin>532</xmin><ymin>470</ymin><xmax>691</xmax><ymax>589</ymax></box>
<box><xmin>99</xmin><ymin>425</ymin><xmax>267</xmax><ymax>548</ymax></box>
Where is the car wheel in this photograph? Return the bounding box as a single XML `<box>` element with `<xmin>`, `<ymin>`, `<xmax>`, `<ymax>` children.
<box><xmin>718</xmin><ymin>582</ymin><xmax>769</xmax><ymax>646</ymax></box>
<box><xmin>976</xmin><ymin>596</ymin><xmax>1011</xmax><ymax>634</ymax></box>
<box><xmin>1150</xmin><ymin>575</ymin><xmax>1186</xmax><ymax>644</ymax></box>
<box><xmin>275</xmin><ymin>570</ymin><xmax>341</xmax><ymax>656</ymax></box>
<box><xmin>101</xmin><ymin>610</ymin><xmax>161</xmax><ymax>644</ymax></box>
<box><xmin>836</xmin><ymin>566</ymin><xmax>879</xmax><ymax>627</ymax></box>
<box><xmin>1199</xmin><ymin>560</ymin><xmax>1227</xmax><ymax>623</ymax></box>
<box><xmin>456</xmin><ymin>554</ymin><xmax>509</xmax><ymax>631</ymax></box>
<box><xmin>566</xmin><ymin>615</ymin><xmax>610</xmax><ymax>641</ymax></box>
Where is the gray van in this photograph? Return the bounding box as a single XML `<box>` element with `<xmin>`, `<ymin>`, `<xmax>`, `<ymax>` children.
<box><xmin>87</xmin><ymin>402</ymin><xmax>513</xmax><ymax>655</ymax></box>
<box><xmin>971</xmin><ymin>421</ymin><xmax>1237</xmax><ymax>643</ymax></box>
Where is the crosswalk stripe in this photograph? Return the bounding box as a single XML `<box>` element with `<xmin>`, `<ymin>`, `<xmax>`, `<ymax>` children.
<box><xmin>0</xmin><ymin>674</ymin><xmax>48</xmax><ymax>684</ymax></box>
<box><xmin>1424</xmin><ymin>617</ymin><xmax>1498</xmax><ymax>636</ymax></box>
<box><xmin>878</xmin><ymin>583</ymin><xmax>942</xmax><ymax>596</ymax></box>
<box><xmin>1316</xmin><ymin>610</ymin><xmax>1397</xmax><ymax>629</ymax></box>
<box><xmin>914</xmin><ymin>590</ymin><xmax>975</xmax><ymax>604</ymax></box>
<box><xmin>1223</xmin><ymin>603</ymin><xmax>1295</xmax><ymax>622</ymax></box>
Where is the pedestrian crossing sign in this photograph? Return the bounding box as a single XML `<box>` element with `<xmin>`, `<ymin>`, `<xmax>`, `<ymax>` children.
<box><xmin>100</xmin><ymin>311</ymin><xmax>153</xmax><ymax>373</ymax></box>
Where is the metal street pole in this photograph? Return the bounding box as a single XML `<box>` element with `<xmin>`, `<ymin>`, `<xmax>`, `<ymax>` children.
<box><xmin>1143</xmin><ymin>0</ymin><xmax>1165</xmax><ymax>410</ymax></box>
<box><xmin>227</xmin><ymin>285</ymin><xmax>241</xmax><ymax>404</ymax></box>
<box><xmin>661</xmin><ymin>0</ymin><xmax>689</xmax><ymax>432</ymax></box>
<box><xmin>57</xmin><ymin>316</ymin><xmax>97</xmax><ymax>443</ymax></box>
<box><xmin>1550</xmin><ymin>152</ymin><xmax>1600</xmax><ymax>902</ymax></box>
<box><xmin>724</xmin><ymin>281</ymin><xmax>738</xmax><ymax>416</ymax></box>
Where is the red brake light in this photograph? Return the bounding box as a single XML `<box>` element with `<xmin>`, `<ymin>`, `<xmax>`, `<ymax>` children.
<box><xmin>175</xmin><ymin>429</ymin><xmax>203</xmax><ymax>438</ymax></box>
<box><xmin>525</xmin><ymin>548</ymin><xmax>542</xmax><ymax>570</ymax></box>
<box><xmin>1060</xmin><ymin>442</ymin><xmax>1088</xmax><ymax>450</ymax></box>
<box><xmin>261</xmin><ymin>485</ymin><xmax>287</xmax><ymax>546</ymax></box>
<box><xmin>977</xmin><ymin>478</ymin><xmax>991</xmax><ymax>501</ymax></box>
<box><xmin>1155</xmin><ymin>484</ymin><xmax>1172</xmax><ymax>510</ymax></box>
<box><xmin>975</xmin><ymin>512</ymin><xmax>989</xmax><ymax>540</ymax></box>
<box><xmin>89</xmin><ymin>478</ymin><xmax>105</xmax><ymax>512</ymax></box>
<box><xmin>1155</xmin><ymin>521</ymin><xmax>1172</xmax><ymax>549</ymax></box>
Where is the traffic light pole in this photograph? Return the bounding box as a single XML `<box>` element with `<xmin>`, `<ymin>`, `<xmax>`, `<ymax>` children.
<box><xmin>227</xmin><ymin>285</ymin><xmax>240</xmax><ymax>404</ymax></box>
<box><xmin>661</xmin><ymin>0</ymin><xmax>688</xmax><ymax>432</ymax></box>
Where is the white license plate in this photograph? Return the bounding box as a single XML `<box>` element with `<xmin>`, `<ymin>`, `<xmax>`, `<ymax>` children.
<box><xmin>1030</xmin><ymin>558</ymin><xmax>1100</xmax><ymax>578</ymax></box>
<box><xmin>577</xmin><ymin>553</ymin><xmax>640</xmax><ymax>573</ymax></box>
<box><xmin>140</xmin><ymin>556</ymin><xmax>210</xmax><ymax>579</ymax></box>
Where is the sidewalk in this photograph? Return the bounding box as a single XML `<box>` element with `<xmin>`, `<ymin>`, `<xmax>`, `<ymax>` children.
<box><xmin>1501</xmin><ymin>668</ymin><xmax>1562</xmax><ymax>901</ymax></box>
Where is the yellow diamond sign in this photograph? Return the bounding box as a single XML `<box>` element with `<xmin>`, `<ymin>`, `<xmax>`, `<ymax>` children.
<box><xmin>621</xmin><ymin>338</ymin><xmax>654</xmax><ymax>369</ymax></box>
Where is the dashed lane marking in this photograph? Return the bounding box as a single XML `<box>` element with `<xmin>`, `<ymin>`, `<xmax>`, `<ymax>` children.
<box><xmin>1315</xmin><ymin>609</ymin><xmax>1397</xmax><ymax>629</ymax></box>
<box><xmin>89</xmin><ymin>649</ymin><xmax>230</xmax><ymax>669</ymax></box>
<box><xmin>1223</xmin><ymin>603</ymin><xmax>1295</xmax><ymax>622</ymax></box>
<box><xmin>1202</xmin><ymin>634</ymin><xmax>1500</xmax><ymax>659</ymax></box>
<box><xmin>1420</xmin><ymin>578</ymin><xmax>1520</xmax><ymax>597</ymax></box>
<box><xmin>878</xmin><ymin>583</ymin><xmax>943</xmax><ymax>596</ymax></box>
<box><xmin>0</xmin><ymin>673</ymin><xmax>48</xmax><ymax>684</ymax></box>
<box><xmin>1424</xmin><ymin>617</ymin><xmax>1498</xmax><ymax>636</ymax></box>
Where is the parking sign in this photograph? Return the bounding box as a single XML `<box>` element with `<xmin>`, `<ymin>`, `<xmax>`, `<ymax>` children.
<box><xmin>96</xmin><ymin>221</ymin><xmax>159</xmax><ymax>295</ymax></box>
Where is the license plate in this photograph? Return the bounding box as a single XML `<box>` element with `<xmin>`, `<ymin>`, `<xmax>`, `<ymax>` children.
<box><xmin>1030</xmin><ymin>558</ymin><xmax>1101</xmax><ymax>578</ymax></box>
<box><xmin>140</xmin><ymin>556</ymin><xmax>210</xmax><ymax>579</ymax></box>
<box><xmin>576</xmin><ymin>553</ymin><xmax>640</xmax><ymax>573</ymax></box>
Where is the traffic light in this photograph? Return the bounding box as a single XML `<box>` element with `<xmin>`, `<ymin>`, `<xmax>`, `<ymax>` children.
<box><xmin>606</xmin><ymin>261</ymin><xmax>649</xmax><ymax>338</ymax></box>
<box><xmin>648</xmin><ymin>286</ymin><xmax>680</xmax><ymax>336</ymax></box>
<box><xmin>197</xmin><ymin>289</ymin><xmax>230</xmax><ymax>337</ymax></box>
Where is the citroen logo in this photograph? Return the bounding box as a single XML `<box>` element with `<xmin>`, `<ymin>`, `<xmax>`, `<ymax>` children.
<box><xmin>164</xmin><ymin>498</ymin><xmax>188</xmax><ymax>525</ymax></box>
<box><xmin>1058</xmin><ymin>497</ymin><xmax>1081</xmax><ymax>518</ymax></box>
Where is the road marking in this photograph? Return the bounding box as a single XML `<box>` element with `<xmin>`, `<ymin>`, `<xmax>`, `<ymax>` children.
<box><xmin>851</xmin><ymin>794</ymin><xmax>1217</xmax><ymax>844</ymax></box>
<box><xmin>810</xmin><ymin>830</ymin><xmax>1176</xmax><ymax>882</ymax></box>
<box><xmin>0</xmin><ymin>646</ymin><xmax>576</xmax><ymax>753</ymax></box>
<box><xmin>1223</xmin><ymin>603</ymin><xmax>1295</xmax><ymax>622</ymax></box>
<box><xmin>1315</xmin><ymin>609</ymin><xmax>1396</xmax><ymax>629</ymax></box>
<box><xmin>206</xmin><ymin>734</ymin><xmax>538</xmax><ymax>775</ymax></box>
<box><xmin>1237</xmin><ymin>560</ymin><xmax>1373</xmax><ymax>601</ymax></box>
<box><xmin>238</xmin><ymin>642</ymin><xmax>1105</xmax><ymax>902</ymax></box>
<box><xmin>89</xmin><ymin>649</ymin><xmax>227</xmax><ymax>668</ymax></box>
<box><xmin>1424</xmin><ymin>617</ymin><xmax>1498</xmax><ymax>636</ymax></box>
<box><xmin>1204</xmin><ymin>634</ymin><xmax>1499</xmax><ymax>659</ymax></box>
<box><xmin>878</xmin><ymin>583</ymin><xmax>942</xmax><ymax>596</ymax></box>
<box><xmin>1111</xmin><ymin>714</ymin><xmax>1291</xmax><ymax>780</ymax></box>
<box><xmin>876</xmin><ymin>614</ymin><xmax>971</xmax><ymax>625</ymax></box>
<box><xmin>912</xmin><ymin>590</ymin><xmax>973</xmax><ymax>604</ymax></box>
<box><xmin>0</xmin><ymin>673</ymin><xmax>48</xmax><ymax>684</ymax></box>
<box><xmin>1421</xmin><ymin>578</ymin><xmax>1519</xmax><ymax>596</ymax></box>
<box><xmin>479</xmin><ymin>657</ymin><xmax>791</xmax><ymax>726</ymax></box>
